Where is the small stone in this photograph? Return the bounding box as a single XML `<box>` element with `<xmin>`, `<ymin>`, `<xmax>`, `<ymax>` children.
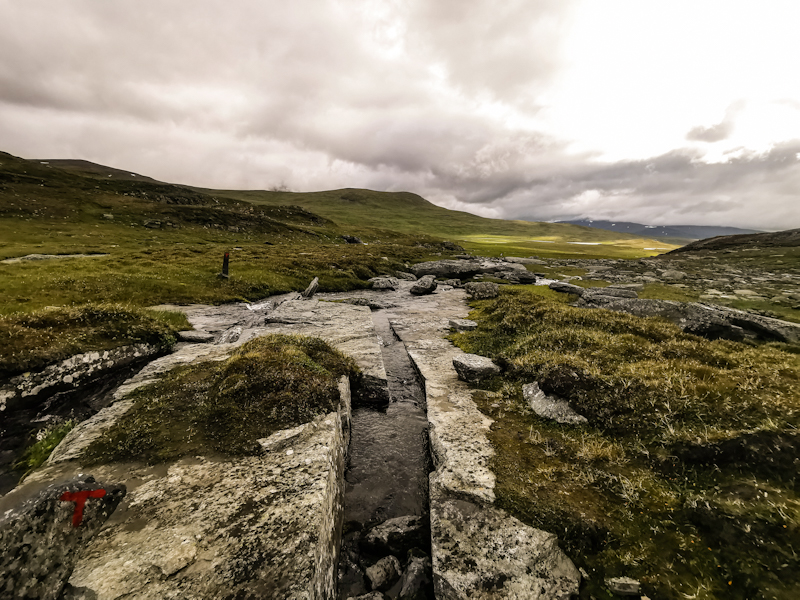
<box><xmin>366</xmin><ymin>555</ymin><xmax>401</xmax><ymax>592</ymax></box>
<box><xmin>605</xmin><ymin>576</ymin><xmax>641</xmax><ymax>596</ymax></box>
<box><xmin>449</xmin><ymin>319</ymin><xmax>477</xmax><ymax>331</ymax></box>
<box><xmin>523</xmin><ymin>382</ymin><xmax>587</xmax><ymax>425</ymax></box>
<box><xmin>452</xmin><ymin>354</ymin><xmax>501</xmax><ymax>383</ymax></box>
<box><xmin>398</xmin><ymin>556</ymin><xmax>432</xmax><ymax>599</ymax></box>
<box><xmin>395</xmin><ymin>271</ymin><xmax>417</xmax><ymax>281</ymax></box>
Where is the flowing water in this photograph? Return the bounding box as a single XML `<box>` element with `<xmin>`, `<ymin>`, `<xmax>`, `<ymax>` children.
<box><xmin>338</xmin><ymin>310</ymin><xmax>433</xmax><ymax>598</ymax></box>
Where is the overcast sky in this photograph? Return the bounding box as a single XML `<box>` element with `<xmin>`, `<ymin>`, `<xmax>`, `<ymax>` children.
<box><xmin>2</xmin><ymin>0</ymin><xmax>799</xmax><ymax>230</ymax></box>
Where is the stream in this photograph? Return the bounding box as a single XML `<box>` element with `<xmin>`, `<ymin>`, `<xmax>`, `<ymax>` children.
<box><xmin>338</xmin><ymin>310</ymin><xmax>434</xmax><ymax>599</ymax></box>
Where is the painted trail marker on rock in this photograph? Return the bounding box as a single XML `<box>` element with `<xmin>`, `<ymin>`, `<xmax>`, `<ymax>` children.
<box><xmin>0</xmin><ymin>475</ymin><xmax>126</xmax><ymax>600</ymax></box>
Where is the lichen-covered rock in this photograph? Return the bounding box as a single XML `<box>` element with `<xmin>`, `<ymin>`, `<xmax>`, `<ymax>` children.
<box><xmin>464</xmin><ymin>282</ymin><xmax>499</xmax><ymax>300</ymax></box>
<box><xmin>394</xmin><ymin>301</ymin><xmax>581</xmax><ymax>600</ymax></box>
<box><xmin>449</xmin><ymin>319</ymin><xmax>477</xmax><ymax>332</ymax></box>
<box><xmin>217</xmin><ymin>325</ymin><xmax>242</xmax><ymax>344</ymax></box>
<box><xmin>523</xmin><ymin>382</ymin><xmax>588</xmax><ymax>425</ymax></box>
<box><xmin>370</xmin><ymin>277</ymin><xmax>400</xmax><ymax>291</ymax></box>
<box><xmin>452</xmin><ymin>354</ymin><xmax>500</xmax><ymax>384</ymax></box>
<box><xmin>0</xmin><ymin>475</ymin><xmax>126</xmax><ymax>600</ymax></box>
<box><xmin>430</xmin><ymin>494</ymin><xmax>580</xmax><ymax>600</ymax></box>
<box><xmin>362</xmin><ymin>515</ymin><xmax>427</xmax><ymax>556</ymax></box>
<box><xmin>410</xmin><ymin>275</ymin><xmax>438</xmax><ymax>296</ymax></box>
<box><xmin>0</xmin><ymin>343</ymin><xmax>161</xmax><ymax>413</ymax></box>
<box><xmin>395</xmin><ymin>271</ymin><xmax>417</xmax><ymax>281</ymax></box>
<box><xmin>366</xmin><ymin>555</ymin><xmax>402</xmax><ymax>592</ymax></box>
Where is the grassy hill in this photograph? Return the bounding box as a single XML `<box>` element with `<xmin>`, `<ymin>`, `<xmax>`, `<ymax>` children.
<box><xmin>0</xmin><ymin>150</ymin><xmax>678</xmax><ymax>317</ymax></box>
<box><xmin>204</xmin><ymin>187</ymin><xmax>677</xmax><ymax>259</ymax></box>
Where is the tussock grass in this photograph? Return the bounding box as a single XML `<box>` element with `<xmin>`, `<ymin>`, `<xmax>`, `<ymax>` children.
<box><xmin>454</xmin><ymin>287</ymin><xmax>800</xmax><ymax>599</ymax></box>
<box><xmin>82</xmin><ymin>334</ymin><xmax>359</xmax><ymax>464</ymax></box>
<box><xmin>0</xmin><ymin>304</ymin><xmax>186</xmax><ymax>379</ymax></box>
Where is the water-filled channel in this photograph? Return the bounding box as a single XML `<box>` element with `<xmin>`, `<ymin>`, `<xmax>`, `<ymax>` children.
<box><xmin>338</xmin><ymin>311</ymin><xmax>434</xmax><ymax>599</ymax></box>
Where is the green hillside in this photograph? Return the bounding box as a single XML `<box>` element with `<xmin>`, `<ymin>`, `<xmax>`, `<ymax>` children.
<box><xmin>205</xmin><ymin>187</ymin><xmax>677</xmax><ymax>258</ymax></box>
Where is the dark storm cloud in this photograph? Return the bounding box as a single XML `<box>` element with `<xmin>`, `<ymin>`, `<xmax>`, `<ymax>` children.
<box><xmin>0</xmin><ymin>1</ymin><xmax>796</xmax><ymax>231</ymax></box>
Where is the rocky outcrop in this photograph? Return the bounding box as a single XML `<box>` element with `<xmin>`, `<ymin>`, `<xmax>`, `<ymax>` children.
<box><xmin>410</xmin><ymin>259</ymin><xmax>508</xmax><ymax>280</ymax></box>
<box><xmin>0</xmin><ymin>344</ymin><xmax>161</xmax><ymax>414</ymax></box>
<box><xmin>12</xmin><ymin>377</ymin><xmax>353</xmax><ymax>600</ymax></box>
<box><xmin>0</xmin><ymin>475</ymin><xmax>126</xmax><ymax>600</ymax></box>
<box><xmin>410</xmin><ymin>275</ymin><xmax>438</xmax><ymax>296</ymax></box>
<box><xmin>575</xmin><ymin>295</ymin><xmax>800</xmax><ymax>343</ymax></box>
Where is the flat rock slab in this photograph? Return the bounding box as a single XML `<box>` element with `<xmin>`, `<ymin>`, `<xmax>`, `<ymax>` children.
<box><xmin>176</xmin><ymin>330</ymin><xmax>215</xmax><ymax>343</ymax></box>
<box><xmin>11</xmin><ymin>404</ymin><xmax>349</xmax><ymax>600</ymax></box>
<box><xmin>452</xmin><ymin>354</ymin><xmax>501</xmax><ymax>384</ymax></box>
<box><xmin>431</xmin><ymin>495</ymin><xmax>580</xmax><ymax>600</ymax></box>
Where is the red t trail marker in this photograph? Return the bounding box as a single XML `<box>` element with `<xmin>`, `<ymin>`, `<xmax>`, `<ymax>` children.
<box><xmin>59</xmin><ymin>489</ymin><xmax>107</xmax><ymax>527</ymax></box>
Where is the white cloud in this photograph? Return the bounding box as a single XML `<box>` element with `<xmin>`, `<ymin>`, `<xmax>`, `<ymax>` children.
<box><xmin>0</xmin><ymin>0</ymin><xmax>799</xmax><ymax>230</ymax></box>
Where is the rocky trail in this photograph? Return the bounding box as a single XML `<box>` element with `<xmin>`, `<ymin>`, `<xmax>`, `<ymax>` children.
<box><xmin>2</xmin><ymin>252</ymin><xmax>799</xmax><ymax>598</ymax></box>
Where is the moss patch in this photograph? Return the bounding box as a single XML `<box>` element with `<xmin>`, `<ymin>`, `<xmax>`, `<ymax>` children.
<box><xmin>452</xmin><ymin>287</ymin><xmax>800</xmax><ymax>599</ymax></box>
<box><xmin>0</xmin><ymin>304</ymin><xmax>185</xmax><ymax>379</ymax></box>
<box><xmin>82</xmin><ymin>334</ymin><xmax>359</xmax><ymax>465</ymax></box>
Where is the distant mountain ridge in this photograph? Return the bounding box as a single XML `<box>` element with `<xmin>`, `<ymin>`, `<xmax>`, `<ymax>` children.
<box><xmin>667</xmin><ymin>228</ymin><xmax>800</xmax><ymax>253</ymax></box>
<box><xmin>557</xmin><ymin>219</ymin><xmax>761</xmax><ymax>241</ymax></box>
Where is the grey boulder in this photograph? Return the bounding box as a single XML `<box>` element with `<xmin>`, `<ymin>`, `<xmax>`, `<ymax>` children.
<box><xmin>464</xmin><ymin>282</ymin><xmax>499</xmax><ymax>300</ymax></box>
<box><xmin>452</xmin><ymin>354</ymin><xmax>501</xmax><ymax>384</ymax></box>
<box><xmin>370</xmin><ymin>277</ymin><xmax>400</xmax><ymax>291</ymax></box>
<box><xmin>410</xmin><ymin>275</ymin><xmax>438</xmax><ymax>296</ymax></box>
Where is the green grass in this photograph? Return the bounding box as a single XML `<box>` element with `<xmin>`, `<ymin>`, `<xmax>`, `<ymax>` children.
<box><xmin>0</xmin><ymin>304</ymin><xmax>186</xmax><ymax>379</ymax></box>
<box><xmin>14</xmin><ymin>420</ymin><xmax>75</xmax><ymax>479</ymax></box>
<box><xmin>452</xmin><ymin>286</ymin><xmax>800</xmax><ymax>599</ymax></box>
<box><xmin>82</xmin><ymin>334</ymin><xmax>359</xmax><ymax>465</ymax></box>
